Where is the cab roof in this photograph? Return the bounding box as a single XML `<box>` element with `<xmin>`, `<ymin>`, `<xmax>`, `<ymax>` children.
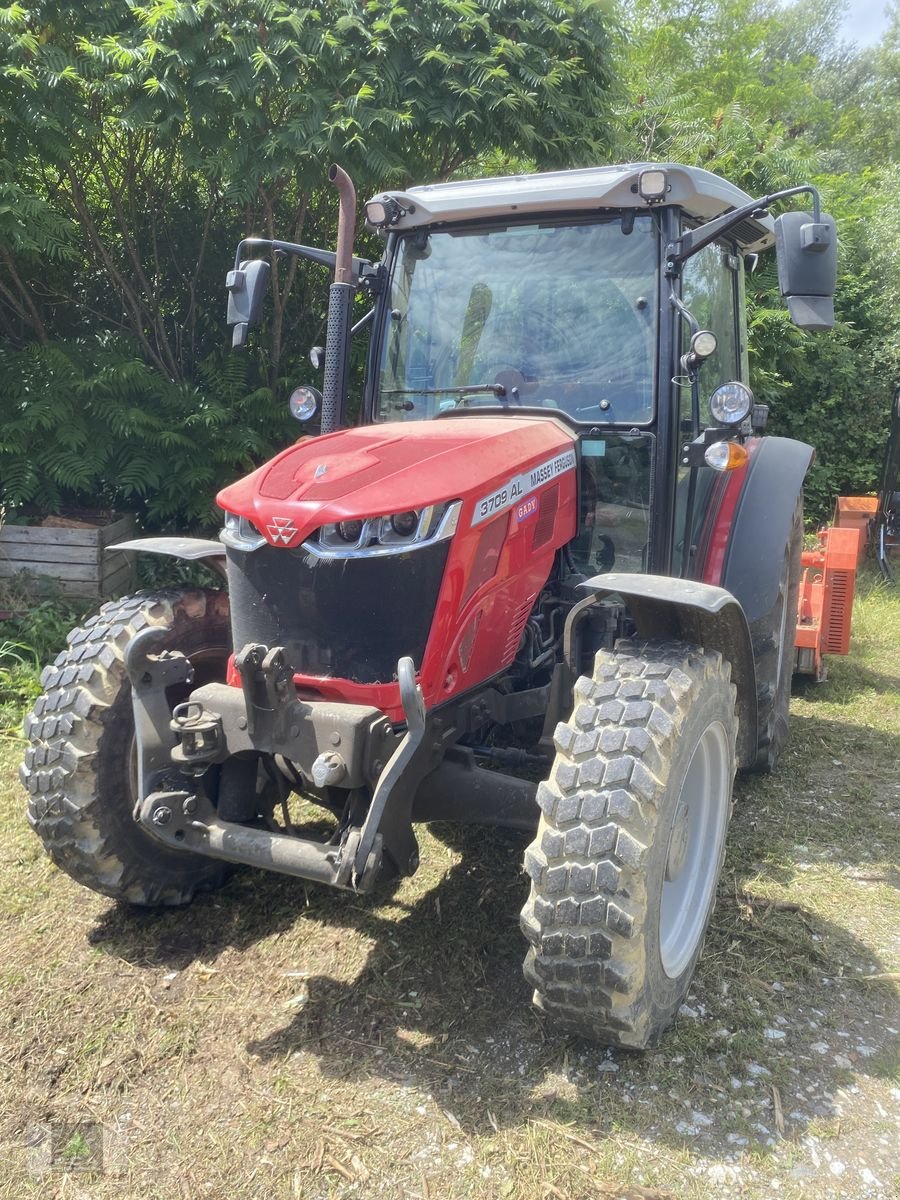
<box><xmin>367</xmin><ymin>162</ymin><xmax>774</xmax><ymax>253</ymax></box>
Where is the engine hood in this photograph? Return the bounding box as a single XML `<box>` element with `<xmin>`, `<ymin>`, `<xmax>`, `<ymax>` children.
<box><xmin>217</xmin><ymin>416</ymin><xmax>575</xmax><ymax>548</ymax></box>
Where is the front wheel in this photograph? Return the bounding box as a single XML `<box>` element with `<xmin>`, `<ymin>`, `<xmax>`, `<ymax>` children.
<box><xmin>21</xmin><ymin>589</ymin><xmax>232</xmax><ymax>906</ymax></box>
<box><xmin>520</xmin><ymin>640</ymin><xmax>737</xmax><ymax>1048</ymax></box>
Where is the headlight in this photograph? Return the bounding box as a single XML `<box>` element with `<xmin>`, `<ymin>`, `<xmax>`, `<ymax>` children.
<box><xmin>220</xmin><ymin>510</ymin><xmax>266</xmax><ymax>550</ymax></box>
<box><xmin>289</xmin><ymin>385</ymin><xmax>320</xmax><ymax>422</ymax></box>
<box><xmin>310</xmin><ymin>502</ymin><xmax>461</xmax><ymax>558</ymax></box>
<box><xmin>709</xmin><ymin>381</ymin><xmax>754</xmax><ymax>426</ymax></box>
<box><xmin>389</xmin><ymin>510</ymin><xmax>418</xmax><ymax>537</ymax></box>
<box><xmin>336</xmin><ymin>519</ymin><xmax>364</xmax><ymax>544</ymax></box>
<box><xmin>690</xmin><ymin>330</ymin><xmax>718</xmax><ymax>361</ymax></box>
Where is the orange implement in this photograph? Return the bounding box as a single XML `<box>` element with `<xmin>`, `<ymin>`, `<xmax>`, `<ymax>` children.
<box><xmin>833</xmin><ymin>495</ymin><xmax>878</xmax><ymax>566</ymax></box>
<box><xmin>794</xmin><ymin>525</ymin><xmax>861</xmax><ymax>681</ymax></box>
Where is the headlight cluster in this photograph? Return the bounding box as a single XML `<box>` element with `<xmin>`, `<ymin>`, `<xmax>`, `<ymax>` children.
<box><xmin>310</xmin><ymin>501</ymin><xmax>461</xmax><ymax>558</ymax></box>
<box><xmin>220</xmin><ymin>511</ymin><xmax>266</xmax><ymax>550</ymax></box>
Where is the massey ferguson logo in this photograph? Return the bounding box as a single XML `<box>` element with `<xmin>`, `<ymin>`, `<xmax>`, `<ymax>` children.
<box><xmin>266</xmin><ymin>516</ymin><xmax>298</xmax><ymax>546</ymax></box>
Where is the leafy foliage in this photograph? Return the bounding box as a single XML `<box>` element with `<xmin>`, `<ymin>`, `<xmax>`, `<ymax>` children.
<box><xmin>0</xmin><ymin>577</ymin><xmax>90</xmax><ymax>728</ymax></box>
<box><xmin>1</xmin><ymin>0</ymin><xmax>899</xmax><ymax>529</ymax></box>
<box><xmin>0</xmin><ymin>0</ymin><xmax>619</xmax><ymax>524</ymax></box>
<box><xmin>611</xmin><ymin>0</ymin><xmax>899</xmax><ymax>522</ymax></box>
<box><xmin>0</xmin><ymin>339</ymin><xmax>289</xmax><ymax>524</ymax></box>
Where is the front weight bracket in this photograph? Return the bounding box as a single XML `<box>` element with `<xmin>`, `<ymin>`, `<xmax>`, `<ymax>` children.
<box><xmin>124</xmin><ymin>626</ymin><xmax>193</xmax><ymax>812</ymax></box>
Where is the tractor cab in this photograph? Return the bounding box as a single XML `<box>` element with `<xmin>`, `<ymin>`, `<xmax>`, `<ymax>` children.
<box><xmin>356</xmin><ymin>164</ymin><xmax>832</xmax><ymax>582</ymax></box>
<box><xmin>224</xmin><ymin>164</ymin><xmax>836</xmax><ymax>589</ymax></box>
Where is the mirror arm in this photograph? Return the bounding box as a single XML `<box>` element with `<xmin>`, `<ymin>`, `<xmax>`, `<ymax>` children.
<box><xmin>669</xmin><ymin>283</ymin><xmax>703</xmax><ymax>429</ymax></box>
<box><xmin>351</xmin><ymin>308</ymin><xmax>375</xmax><ymax>336</ymax></box>
<box><xmin>666</xmin><ymin>183</ymin><xmax>822</xmax><ymax>276</ymax></box>
<box><xmin>233</xmin><ymin>238</ymin><xmax>370</xmax><ymax>284</ymax></box>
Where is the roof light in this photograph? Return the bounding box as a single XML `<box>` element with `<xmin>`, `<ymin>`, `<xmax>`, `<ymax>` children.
<box><xmin>365</xmin><ymin>197</ymin><xmax>405</xmax><ymax>228</ymax></box>
<box><xmin>638</xmin><ymin>169</ymin><xmax>668</xmax><ymax>202</ymax></box>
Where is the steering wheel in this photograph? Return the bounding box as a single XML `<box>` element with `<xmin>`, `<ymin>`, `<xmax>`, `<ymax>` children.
<box><xmin>470</xmin><ymin>308</ymin><xmax>573</xmax><ymax>391</ymax></box>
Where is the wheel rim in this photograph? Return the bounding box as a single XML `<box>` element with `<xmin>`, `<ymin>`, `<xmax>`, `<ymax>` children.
<box><xmin>659</xmin><ymin>721</ymin><xmax>730</xmax><ymax>979</ymax></box>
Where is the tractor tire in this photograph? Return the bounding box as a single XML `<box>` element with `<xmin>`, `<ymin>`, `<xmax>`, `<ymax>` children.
<box><xmin>748</xmin><ymin>498</ymin><xmax>803</xmax><ymax>773</ymax></box>
<box><xmin>21</xmin><ymin>589</ymin><xmax>232</xmax><ymax>906</ymax></box>
<box><xmin>520</xmin><ymin>640</ymin><xmax>737</xmax><ymax>1049</ymax></box>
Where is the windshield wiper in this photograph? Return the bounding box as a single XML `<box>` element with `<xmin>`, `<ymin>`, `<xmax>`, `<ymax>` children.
<box><xmin>381</xmin><ymin>383</ymin><xmax>507</xmax><ymax>399</ymax></box>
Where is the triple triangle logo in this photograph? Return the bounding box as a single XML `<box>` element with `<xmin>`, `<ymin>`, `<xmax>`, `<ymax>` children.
<box><xmin>266</xmin><ymin>516</ymin><xmax>299</xmax><ymax>546</ymax></box>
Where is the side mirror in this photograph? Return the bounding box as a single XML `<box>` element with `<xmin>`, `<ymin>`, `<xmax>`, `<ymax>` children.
<box><xmin>774</xmin><ymin>211</ymin><xmax>837</xmax><ymax>332</ymax></box>
<box><xmin>226</xmin><ymin>259</ymin><xmax>271</xmax><ymax>349</ymax></box>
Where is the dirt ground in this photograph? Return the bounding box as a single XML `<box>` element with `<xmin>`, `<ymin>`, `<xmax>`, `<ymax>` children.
<box><xmin>0</xmin><ymin>577</ymin><xmax>897</xmax><ymax>1199</ymax></box>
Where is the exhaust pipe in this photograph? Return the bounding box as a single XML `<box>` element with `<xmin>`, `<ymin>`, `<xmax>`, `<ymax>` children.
<box><xmin>330</xmin><ymin>164</ymin><xmax>356</xmax><ymax>285</ymax></box>
<box><xmin>321</xmin><ymin>164</ymin><xmax>357</xmax><ymax>435</ymax></box>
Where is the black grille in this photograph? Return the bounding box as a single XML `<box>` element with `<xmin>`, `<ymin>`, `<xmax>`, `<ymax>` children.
<box><xmin>226</xmin><ymin>542</ymin><xmax>449</xmax><ymax>685</ymax></box>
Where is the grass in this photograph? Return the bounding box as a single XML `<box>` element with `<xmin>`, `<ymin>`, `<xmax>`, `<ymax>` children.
<box><xmin>0</xmin><ymin>573</ymin><xmax>897</xmax><ymax>1198</ymax></box>
<box><xmin>0</xmin><ymin>577</ymin><xmax>91</xmax><ymax>731</ymax></box>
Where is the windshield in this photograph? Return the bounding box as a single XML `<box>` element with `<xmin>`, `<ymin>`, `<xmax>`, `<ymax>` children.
<box><xmin>375</xmin><ymin>216</ymin><xmax>658</xmax><ymax>424</ymax></box>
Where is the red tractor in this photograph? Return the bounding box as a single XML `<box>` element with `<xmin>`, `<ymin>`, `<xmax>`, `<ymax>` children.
<box><xmin>22</xmin><ymin>163</ymin><xmax>837</xmax><ymax>1048</ymax></box>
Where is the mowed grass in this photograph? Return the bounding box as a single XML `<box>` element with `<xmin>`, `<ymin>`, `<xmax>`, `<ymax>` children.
<box><xmin>0</xmin><ymin>575</ymin><xmax>897</xmax><ymax>1199</ymax></box>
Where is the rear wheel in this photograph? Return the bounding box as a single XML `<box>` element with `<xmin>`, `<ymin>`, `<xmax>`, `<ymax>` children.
<box><xmin>520</xmin><ymin>640</ymin><xmax>737</xmax><ymax>1048</ymax></box>
<box><xmin>21</xmin><ymin>589</ymin><xmax>232</xmax><ymax>906</ymax></box>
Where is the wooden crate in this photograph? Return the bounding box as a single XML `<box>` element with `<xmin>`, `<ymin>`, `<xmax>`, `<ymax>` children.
<box><xmin>0</xmin><ymin>514</ymin><xmax>136</xmax><ymax>600</ymax></box>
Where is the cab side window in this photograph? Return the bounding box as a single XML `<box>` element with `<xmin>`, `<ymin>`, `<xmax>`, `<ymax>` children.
<box><xmin>681</xmin><ymin>242</ymin><xmax>741</xmax><ymax>421</ymax></box>
<box><xmin>673</xmin><ymin>242</ymin><xmax>742</xmax><ymax>576</ymax></box>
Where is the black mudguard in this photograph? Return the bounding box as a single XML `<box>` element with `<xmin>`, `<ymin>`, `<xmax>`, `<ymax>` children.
<box><xmin>109</xmin><ymin>536</ymin><xmax>227</xmax><ymax>578</ymax></box>
<box><xmin>720</xmin><ymin>437</ymin><xmax>813</xmax><ymax>624</ymax></box>
<box><xmin>576</xmin><ymin>574</ymin><xmax>758</xmax><ymax>769</ymax></box>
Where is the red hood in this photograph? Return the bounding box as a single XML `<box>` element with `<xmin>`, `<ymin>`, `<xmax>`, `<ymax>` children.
<box><xmin>217</xmin><ymin>416</ymin><xmax>575</xmax><ymax>547</ymax></box>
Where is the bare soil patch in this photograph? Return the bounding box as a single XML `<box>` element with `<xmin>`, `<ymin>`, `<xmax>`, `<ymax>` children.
<box><xmin>0</xmin><ymin>576</ymin><xmax>897</xmax><ymax>1198</ymax></box>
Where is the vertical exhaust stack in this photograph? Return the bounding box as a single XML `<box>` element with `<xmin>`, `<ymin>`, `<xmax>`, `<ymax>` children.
<box><xmin>321</xmin><ymin>164</ymin><xmax>357</xmax><ymax>435</ymax></box>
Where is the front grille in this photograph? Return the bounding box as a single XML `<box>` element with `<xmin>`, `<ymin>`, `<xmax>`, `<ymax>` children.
<box><xmin>226</xmin><ymin>541</ymin><xmax>449</xmax><ymax>685</ymax></box>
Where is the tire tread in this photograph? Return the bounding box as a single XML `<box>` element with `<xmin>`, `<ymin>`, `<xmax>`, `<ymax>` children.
<box><xmin>521</xmin><ymin>639</ymin><xmax>737</xmax><ymax>1048</ymax></box>
<box><xmin>21</xmin><ymin>589</ymin><xmax>230</xmax><ymax>907</ymax></box>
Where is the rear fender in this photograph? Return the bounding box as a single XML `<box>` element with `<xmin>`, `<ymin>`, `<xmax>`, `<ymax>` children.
<box><xmin>575</xmin><ymin>574</ymin><xmax>757</xmax><ymax>769</ymax></box>
<box><xmin>110</xmin><ymin>537</ymin><xmax>227</xmax><ymax>579</ymax></box>
<box><xmin>718</xmin><ymin>437</ymin><xmax>813</xmax><ymax>624</ymax></box>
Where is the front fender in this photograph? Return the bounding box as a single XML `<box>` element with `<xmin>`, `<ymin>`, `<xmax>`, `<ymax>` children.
<box><xmin>110</xmin><ymin>537</ymin><xmax>226</xmax><ymax>577</ymax></box>
<box><xmin>577</xmin><ymin>573</ymin><xmax>757</xmax><ymax>769</ymax></box>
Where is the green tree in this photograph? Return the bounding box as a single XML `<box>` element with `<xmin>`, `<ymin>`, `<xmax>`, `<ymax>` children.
<box><xmin>0</xmin><ymin>0</ymin><xmax>619</xmax><ymax>522</ymax></box>
<box><xmin>0</xmin><ymin>0</ymin><xmax>617</xmax><ymax>383</ymax></box>
<box><xmin>613</xmin><ymin>0</ymin><xmax>894</xmax><ymax>519</ymax></box>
